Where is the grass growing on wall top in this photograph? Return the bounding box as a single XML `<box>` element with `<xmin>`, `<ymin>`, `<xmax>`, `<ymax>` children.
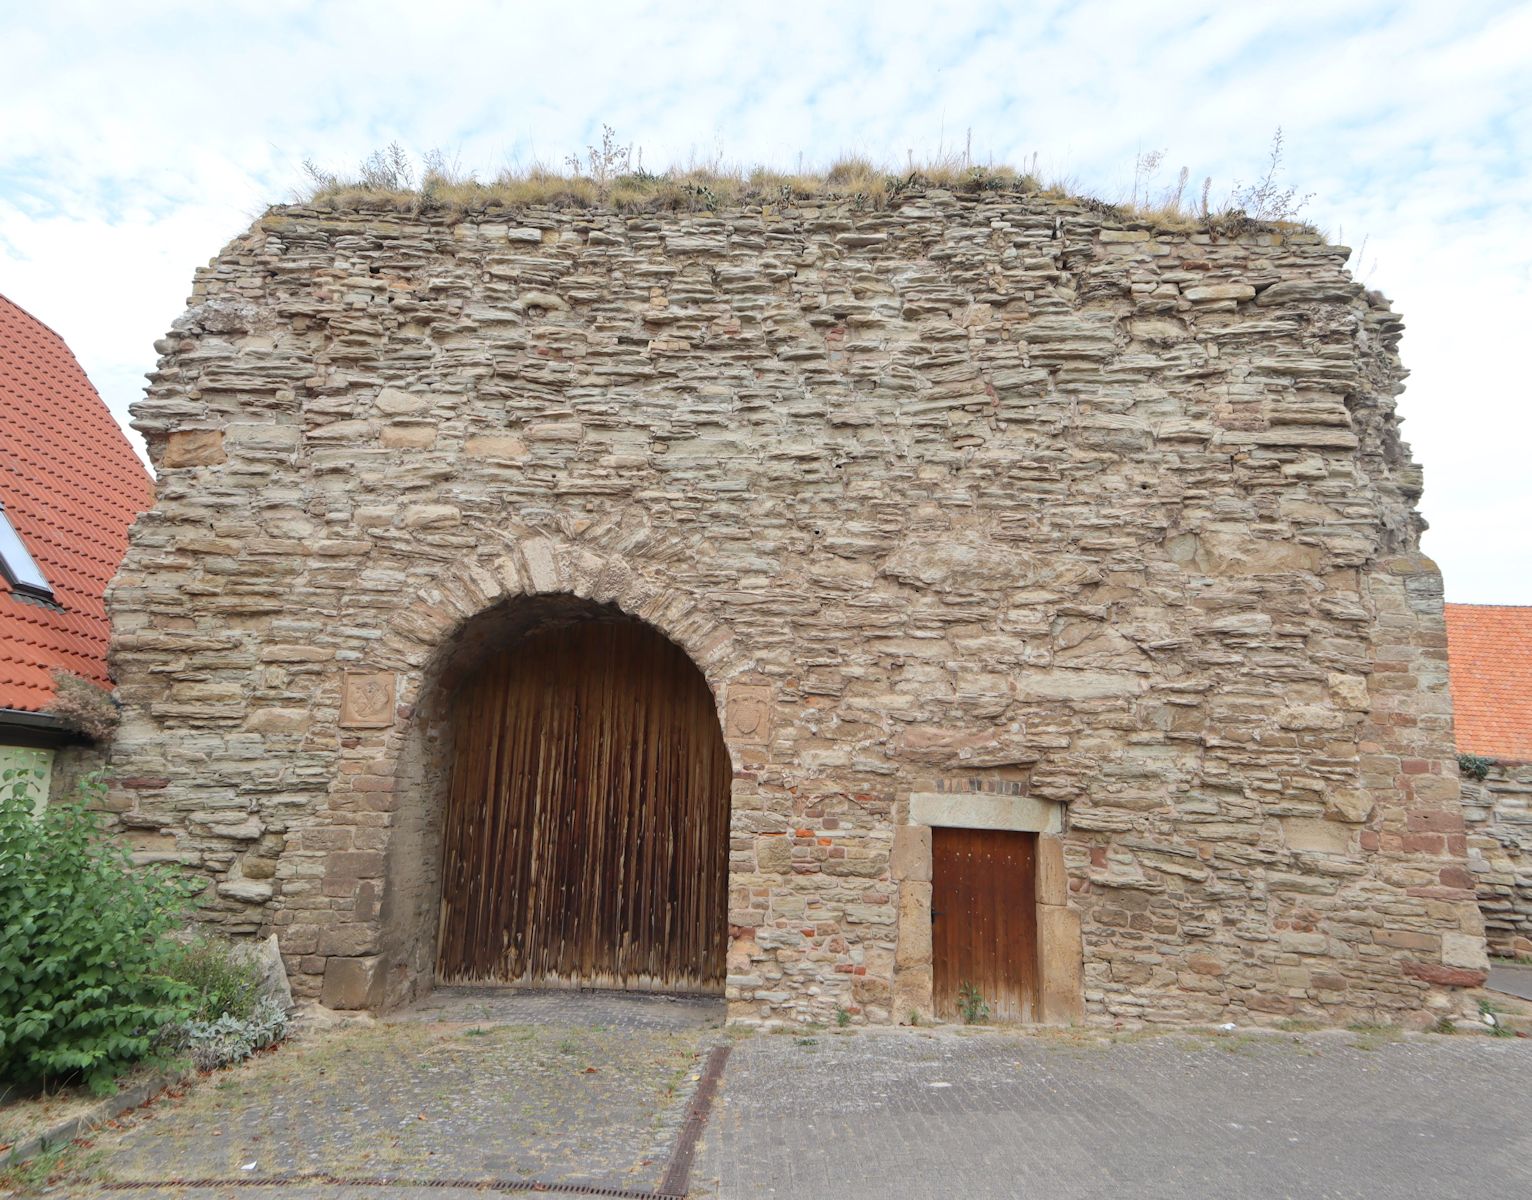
<box><xmin>296</xmin><ymin>126</ymin><xmax>1320</xmax><ymax>236</ymax></box>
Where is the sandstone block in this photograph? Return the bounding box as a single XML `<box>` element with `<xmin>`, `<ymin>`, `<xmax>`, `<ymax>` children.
<box><xmin>320</xmin><ymin>955</ymin><xmax>382</xmax><ymax>1009</ymax></box>
<box><xmin>402</xmin><ymin>504</ymin><xmax>461</xmax><ymax>529</ymax></box>
<box><xmin>380</xmin><ymin>424</ymin><xmax>437</xmax><ymax>448</ymax></box>
<box><xmin>1183</xmin><ymin>283</ymin><xmax>1256</xmax><ymax>303</ymax></box>
<box><xmin>1441</xmin><ymin>932</ymin><xmax>1489</xmax><ymax>971</ymax></box>
<box><xmin>1014</xmin><ymin>670</ymin><xmax>1146</xmax><ymax>701</ymax></box>
<box><xmin>319</xmin><ymin>923</ymin><xmax>381</xmax><ymax>957</ymax></box>
<box><xmin>894</xmin><ymin>964</ymin><xmax>933</xmax><ymax>1022</ymax></box>
<box><xmin>910</xmin><ymin>793</ymin><xmax>1063</xmax><ymax>834</ymax></box>
<box><xmin>1036</xmin><ymin>834</ymin><xmax>1068</xmax><ymax>906</ymax></box>
<box><xmin>1282</xmin><ymin>818</ymin><xmax>1353</xmax><ymax>856</ymax></box>
<box><xmin>890</xmin><ymin>825</ymin><xmax>931</xmax><ymax>882</ymax></box>
<box><xmin>1038</xmin><ymin>905</ymin><xmax>1085</xmax><ymax>1024</ymax></box>
<box><xmin>464</xmin><ymin>434</ymin><xmax>529</xmax><ymax>458</ymax></box>
<box><xmin>756</xmin><ymin>835</ymin><xmax>792</xmax><ymax>873</ymax></box>
<box><xmin>247</xmin><ymin>708</ymin><xmax>308</xmax><ymax>734</ymax></box>
<box><xmin>162</xmin><ymin>429</ymin><xmax>225</xmax><ymax>467</ymax></box>
<box><xmin>895</xmin><ymin>881</ymin><xmax>932</xmax><ymax>967</ymax></box>
<box><xmin>217</xmin><ymin>879</ymin><xmax>273</xmax><ymax>903</ymax></box>
<box><xmin>233</xmin><ymin>933</ymin><xmax>294</xmax><ymax>1011</ymax></box>
<box><xmin>225</xmin><ymin>422</ymin><xmax>300</xmax><ymax>450</ymax></box>
<box><xmin>376</xmin><ymin>388</ymin><xmax>431</xmax><ymax>415</ymax></box>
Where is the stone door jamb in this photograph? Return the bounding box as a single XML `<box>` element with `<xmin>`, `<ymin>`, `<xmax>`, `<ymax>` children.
<box><xmin>893</xmin><ymin>792</ymin><xmax>1084</xmax><ymax>1025</ymax></box>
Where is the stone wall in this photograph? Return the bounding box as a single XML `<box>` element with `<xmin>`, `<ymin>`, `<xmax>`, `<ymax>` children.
<box><xmin>1465</xmin><ymin>761</ymin><xmax>1532</xmax><ymax>956</ymax></box>
<box><xmin>108</xmin><ymin>187</ymin><xmax>1485</xmax><ymax>1027</ymax></box>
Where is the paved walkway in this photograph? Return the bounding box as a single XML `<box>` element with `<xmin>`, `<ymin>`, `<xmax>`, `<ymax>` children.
<box><xmin>696</xmin><ymin>1027</ymin><xmax>1532</xmax><ymax>1200</ymax></box>
<box><xmin>48</xmin><ymin>989</ymin><xmax>724</xmax><ymax>1199</ymax></box>
<box><xmin>25</xmin><ymin>1001</ymin><xmax>1532</xmax><ymax>1199</ymax></box>
<box><xmin>1487</xmin><ymin>962</ymin><xmax>1532</xmax><ymax>1002</ymax></box>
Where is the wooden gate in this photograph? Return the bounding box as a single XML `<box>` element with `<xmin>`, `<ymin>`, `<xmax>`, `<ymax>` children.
<box><xmin>436</xmin><ymin>619</ymin><xmax>731</xmax><ymax>992</ymax></box>
<box><xmin>931</xmin><ymin>828</ymin><xmax>1039</xmax><ymax>1022</ymax></box>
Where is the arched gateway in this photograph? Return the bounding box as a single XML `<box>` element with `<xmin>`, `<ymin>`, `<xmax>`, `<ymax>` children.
<box><xmin>435</xmin><ymin>608</ymin><xmax>731</xmax><ymax>991</ymax></box>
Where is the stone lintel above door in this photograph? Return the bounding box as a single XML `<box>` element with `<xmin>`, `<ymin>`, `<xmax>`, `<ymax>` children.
<box><xmin>908</xmin><ymin>791</ymin><xmax>1063</xmax><ymax>834</ymax></box>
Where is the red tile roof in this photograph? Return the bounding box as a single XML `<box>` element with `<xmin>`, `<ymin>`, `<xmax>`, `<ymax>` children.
<box><xmin>1445</xmin><ymin>603</ymin><xmax>1532</xmax><ymax>763</ymax></box>
<box><xmin>0</xmin><ymin>295</ymin><xmax>152</xmax><ymax>714</ymax></box>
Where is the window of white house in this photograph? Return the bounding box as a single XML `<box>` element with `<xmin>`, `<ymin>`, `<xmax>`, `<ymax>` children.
<box><xmin>0</xmin><ymin>502</ymin><xmax>53</xmax><ymax>600</ymax></box>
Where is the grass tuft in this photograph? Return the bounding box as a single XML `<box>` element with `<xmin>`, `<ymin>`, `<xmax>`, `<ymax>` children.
<box><xmin>292</xmin><ymin>128</ymin><xmax>1319</xmax><ymax>238</ymax></box>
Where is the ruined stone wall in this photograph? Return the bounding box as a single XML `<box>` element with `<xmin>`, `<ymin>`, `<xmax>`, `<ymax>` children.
<box><xmin>108</xmin><ymin>188</ymin><xmax>1485</xmax><ymax>1027</ymax></box>
<box><xmin>1465</xmin><ymin>761</ymin><xmax>1532</xmax><ymax>956</ymax></box>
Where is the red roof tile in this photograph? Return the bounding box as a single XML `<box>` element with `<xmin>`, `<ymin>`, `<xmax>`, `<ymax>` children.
<box><xmin>1445</xmin><ymin>603</ymin><xmax>1532</xmax><ymax>762</ymax></box>
<box><xmin>0</xmin><ymin>295</ymin><xmax>152</xmax><ymax>714</ymax></box>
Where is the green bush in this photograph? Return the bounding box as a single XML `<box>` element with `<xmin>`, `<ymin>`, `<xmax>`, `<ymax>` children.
<box><xmin>0</xmin><ymin>770</ymin><xmax>193</xmax><ymax>1092</ymax></box>
<box><xmin>164</xmin><ymin>934</ymin><xmax>262</xmax><ymax>1023</ymax></box>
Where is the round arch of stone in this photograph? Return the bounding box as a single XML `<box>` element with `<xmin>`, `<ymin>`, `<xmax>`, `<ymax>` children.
<box><xmin>321</xmin><ymin>533</ymin><xmax>768</xmax><ymax>1011</ymax></box>
<box><xmin>369</xmin><ymin>533</ymin><xmax>755</xmax><ymax>728</ymax></box>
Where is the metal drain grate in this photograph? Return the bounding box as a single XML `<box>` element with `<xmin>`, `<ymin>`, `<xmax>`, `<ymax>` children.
<box><xmin>104</xmin><ymin>1174</ymin><xmax>680</xmax><ymax>1197</ymax></box>
<box><xmin>659</xmin><ymin>1040</ymin><xmax>732</xmax><ymax>1198</ymax></box>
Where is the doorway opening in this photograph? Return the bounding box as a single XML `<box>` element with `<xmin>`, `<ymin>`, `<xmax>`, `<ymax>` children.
<box><xmin>931</xmin><ymin>828</ymin><xmax>1040</xmax><ymax>1022</ymax></box>
<box><xmin>433</xmin><ymin>600</ymin><xmax>731</xmax><ymax>993</ymax></box>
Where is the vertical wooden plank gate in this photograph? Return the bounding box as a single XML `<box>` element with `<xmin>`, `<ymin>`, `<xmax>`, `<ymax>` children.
<box><xmin>931</xmin><ymin>827</ymin><xmax>1040</xmax><ymax>1022</ymax></box>
<box><xmin>436</xmin><ymin>619</ymin><xmax>732</xmax><ymax>993</ymax></box>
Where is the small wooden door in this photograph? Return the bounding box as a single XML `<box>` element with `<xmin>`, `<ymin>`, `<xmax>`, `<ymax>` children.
<box><xmin>931</xmin><ymin>827</ymin><xmax>1039</xmax><ymax>1022</ymax></box>
<box><xmin>436</xmin><ymin>619</ymin><xmax>731</xmax><ymax>993</ymax></box>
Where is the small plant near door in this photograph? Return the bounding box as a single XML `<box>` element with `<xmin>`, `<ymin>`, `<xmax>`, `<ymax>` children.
<box><xmin>956</xmin><ymin>981</ymin><xmax>991</xmax><ymax>1025</ymax></box>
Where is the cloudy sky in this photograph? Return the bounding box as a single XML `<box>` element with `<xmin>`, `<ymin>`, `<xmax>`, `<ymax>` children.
<box><xmin>2</xmin><ymin>0</ymin><xmax>1527</xmax><ymax>601</ymax></box>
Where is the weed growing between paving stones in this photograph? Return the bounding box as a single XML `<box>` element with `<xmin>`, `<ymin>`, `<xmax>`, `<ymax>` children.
<box><xmin>0</xmin><ymin>1139</ymin><xmax>101</xmax><ymax>1196</ymax></box>
<box><xmin>1477</xmin><ymin>998</ymin><xmax>1515</xmax><ymax>1037</ymax></box>
<box><xmin>956</xmin><ymin>982</ymin><xmax>990</xmax><ymax>1025</ymax></box>
<box><xmin>1347</xmin><ymin>1022</ymin><xmax>1403</xmax><ymax>1051</ymax></box>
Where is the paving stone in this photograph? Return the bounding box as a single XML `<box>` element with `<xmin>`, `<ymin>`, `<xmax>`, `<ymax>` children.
<box><xmin>696</xmin><ymin>1029</ymin><xmax>1532</xmax><ymax>1200</ymax></box>
<box><xmin>53</xmin><ymin>991</ymin><xmax>721</xmax><ymax>1198</ymax></box>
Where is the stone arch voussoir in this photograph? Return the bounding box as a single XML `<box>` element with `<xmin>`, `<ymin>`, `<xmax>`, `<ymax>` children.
<box><xmin>373</xmin><ymin>532</ymin><xmax>752</xmax><ymax>719</ymax></box>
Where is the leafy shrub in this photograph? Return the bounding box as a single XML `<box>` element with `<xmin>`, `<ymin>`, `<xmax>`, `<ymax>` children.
<box><xmin>174</xmin><ymin>999</ymin><xmax>290</xmax><ymax>1071</ymax></box>
<box><xmin>0</xmin><ymin>771</ymin><xmax>193</xmax><ymax>1092</ymax></box>
<box><xmin>164</xmin><ymin>933</ymin><xmax>262</xmax><ymax>1023</ymax></box>
<box><xmin>1458</xmin><ymin>753</ymin><xmax>1494</xmax><ymax>781</ymax></box>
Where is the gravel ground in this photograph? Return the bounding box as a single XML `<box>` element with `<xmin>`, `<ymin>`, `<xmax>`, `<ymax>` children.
<box><xmin>34</xmin><ymin>989</ymin><xmax>723</xmax><ymax>1198</ymax></box>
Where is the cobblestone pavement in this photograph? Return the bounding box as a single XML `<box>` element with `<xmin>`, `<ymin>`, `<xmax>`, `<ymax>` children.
<box><xmin>42</xmin><ymin>989</ymin><xmax>723</xmax><ymax>1199</ymax></box>
<box><xmin>696</xmin><ymin>1027</ymin><xmax>1532</xmax><ymax>1200</ymax></box>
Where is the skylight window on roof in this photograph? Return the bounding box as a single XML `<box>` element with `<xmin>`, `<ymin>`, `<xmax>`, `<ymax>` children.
<box><xmin>0</xmin><ymin>502</ymin><xmax>53</xmax><ymax>599</ymax></box>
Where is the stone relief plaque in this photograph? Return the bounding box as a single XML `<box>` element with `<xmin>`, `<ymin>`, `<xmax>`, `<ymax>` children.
<box><xmin>340</xmin><ymin>671</ymin><xmax>397</xmax><ymax>729</ymax></box>
<box><xmin>725</xmin><ymin>685</ymin><xmax>772</xmax><ymax>745</ymax></box>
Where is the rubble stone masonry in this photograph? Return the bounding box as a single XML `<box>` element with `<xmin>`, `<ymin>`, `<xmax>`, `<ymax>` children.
<box><xmin>1465</xmin><ymin>761</ymin><xmax>1532</xmax><ymax>956</ymax></box>
<box><xmin>107</xmin><ymin>187</ymin><xmax>1486</xmax><ymax>1026</ymax></box>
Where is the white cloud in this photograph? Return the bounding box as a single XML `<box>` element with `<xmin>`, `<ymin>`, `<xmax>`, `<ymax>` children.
<box><xmin>1</xmin><ymin>0</ymin><xmax>1527</xmax><ymax>599</ymax></box>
